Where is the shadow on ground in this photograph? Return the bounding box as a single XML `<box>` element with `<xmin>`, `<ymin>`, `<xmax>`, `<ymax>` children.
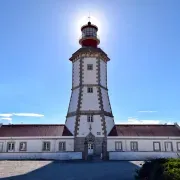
<box><xmin>0</xmin><ymin>160</ymin><xmax>142</xmax><ymax>180</ymax></box>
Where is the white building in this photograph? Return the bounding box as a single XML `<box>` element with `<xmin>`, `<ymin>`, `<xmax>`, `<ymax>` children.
<box><xmin>0</xmin><ymin>21</ymin><xmax>180</xmax><ymax>160</ymax></box>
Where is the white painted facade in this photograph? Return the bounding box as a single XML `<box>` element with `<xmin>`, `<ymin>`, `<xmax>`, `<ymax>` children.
<box><xmin>0</xmin><ymin>137</ymin><xmax>74</xmax><ymax>153</ymax></box>
<box><xmin>101</xmin><ymin>88</ymin><xmax>111</xmax><ymax>112</ymax></box>
<box><xmin>105</xmin><ymin>116</ymin><xmax>114</xmax><ymax>135</ymax></box>
<box><xmin>107</xmin><ymin>136</ymin><xmax>180</xmax><ymax>160</ymax></box>
<box><xmin>100</xmin><ymin>60</ymin><xmax>107</xmax><ymax>88</ymax></box>
<box><xmin>77</xmin><ymin>115</ymin><xmax>104</xmax><ymax>137</ymax></box>
<box><xmin>65</xmin><ymin>55</ymin><xmax>114</xmax><ymax>137</ymax></box>
<box><xmin>83</xmin><ymin>57</ymin><xmax>98</xmax><ymax>84</ymax></box>
<box><xmin>65</xmin><ymin>116</ymin><xmax>76</xmax><ymax>134</ymax></box>
<box><xmin>81</xmin><ymin>86</ymin><xmax>100</xmax><ymax>111</ymax></box>
<box><xmin>107</xmin><ymin>136</ymin><xmax>180</xmax><ymax>152</ymax></box>
<box><xmin>67</xmin><ymin>88</ymin><xmax>79</xmax><ymax>113</ymax></box>
<box><xmin>72</xmin><ymin>60</ymin><xmax>80</xmax><ymax>87</ymax></box>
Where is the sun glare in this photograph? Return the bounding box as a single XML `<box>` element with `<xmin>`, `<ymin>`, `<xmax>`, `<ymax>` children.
<box><xmin>76</xmin><ymin>16</ymin><xmax>101</xmax><ymax>36</ymax></box>
<box><xmin>68</xmin><ymin>11</ymin><xmax>108</xmax><ymax>47</ymax></box>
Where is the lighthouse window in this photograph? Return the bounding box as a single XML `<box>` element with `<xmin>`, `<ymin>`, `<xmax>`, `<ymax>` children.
<box><xmin>87</xmin><ymin>64</ymin><xmax>93</xmax><ymax>70</ymax></box>
<box><xmin>87</xmin><ymin>115</ymin><xmax>93</xmax><ymax>122</ymax></box>
<box><xmin>87</xmin><ymin>87</ymin><xmax>93</xmax><ymax>93</ymax></box>
<box><xmin>82</xmin><ymin>27</ymin><xmax>97</xmax><ymax>37</ymax></box>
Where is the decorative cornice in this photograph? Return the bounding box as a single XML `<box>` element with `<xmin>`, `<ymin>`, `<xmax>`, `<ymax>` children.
<box><xmin>72</xmin><ymin>84</ymin><xmax>108</xmax><ymax>91</ymax></box>
<box><xmin>70</xmin><ymin>48</ymin><xmax>110</xmax><ymax>62</ymax></box>
<box><xmin>66</xmin><ymin>110</ymin><xmax>114</xmax><ymax>118</ymax></box>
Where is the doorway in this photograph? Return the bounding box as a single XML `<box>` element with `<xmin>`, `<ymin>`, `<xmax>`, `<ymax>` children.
<box><xmin>88</xmin><ymin>143</ymin><xmax>94</xmax><ymax>155</ymax></box>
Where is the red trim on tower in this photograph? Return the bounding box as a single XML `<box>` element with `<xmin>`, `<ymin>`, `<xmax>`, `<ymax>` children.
<box><xmin>80</xmin><ymin>39</ymin><xmax>98</xmax><ymax>48</ymax></box>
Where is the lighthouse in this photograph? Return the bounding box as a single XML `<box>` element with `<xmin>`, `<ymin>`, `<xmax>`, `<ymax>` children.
<box><xmin>65</xmin><ymin>20</ymin><xmax>114</xmax><ymax>155</ymax></box>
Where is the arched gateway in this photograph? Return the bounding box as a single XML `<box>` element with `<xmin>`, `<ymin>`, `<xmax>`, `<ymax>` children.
<box><xmin>65</xmin><ymin>20</ymin><xmax>114</xmax><ymax>158</ymax></box>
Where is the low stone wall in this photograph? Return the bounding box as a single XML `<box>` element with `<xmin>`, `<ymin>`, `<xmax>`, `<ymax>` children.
<box><xmin>109</xmin><ymin>151</ymin><xmax>180</xmax><ymax>161</ymax></box>
<box><xmin>0</xmin><ymin>152</ymin><xmax>82</xmax><ymax>160</ymax></box>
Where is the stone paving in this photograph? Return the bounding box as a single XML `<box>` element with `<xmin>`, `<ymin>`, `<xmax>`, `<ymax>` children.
<box><xmin>0</xmin><ymin>160</ymin><xmax>143</xmax><ymax>180</ymax></box>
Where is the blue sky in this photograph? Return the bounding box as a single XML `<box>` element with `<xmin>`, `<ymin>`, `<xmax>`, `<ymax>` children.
<box><xmin>0</xmin><ymin>0</ymin><xmax>180</xmax><ymax>125</ymax></box>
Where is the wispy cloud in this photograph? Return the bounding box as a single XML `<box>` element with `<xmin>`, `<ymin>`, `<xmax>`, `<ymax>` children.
<box><xmin>0</xmin><ymin>117</ymin><xmax>12</xmax><ymax>124</ymax></box>
<box><xmin>118</xmin><ymin>117</ymin><xmax>172</xmax><ymax>125</ymax></box>
<box><xmin>0</xmin><ymin>113</ymin><xmax>13</xmax><ymax>117</ymax></box>
<box><xmin>127</xmin><ymin>118</ymin><xmax>160</xmax><ymax>124</ymax></box>
<box><xmin>138</xmin><ymin>110</ymin><xmax>157</xmax><ymax>113</ymax></box>
<box><xmin>0</xmin><ymin>113</ymin><xmax>44</xmax><ymax>124</ymax></box>
<box><xmin>0</xmin><ymin>117</ymin><xmax>12</xmax><ymax>121</ymax></box>
<box><xmin>13</xmin><ymin>113</ymin><xmax>44</xmax><ymax>117</ymax></box>
<box><xmin>117</xmin><ymin>117</ymin><xmax>179</xmax><ymax>125</ymax></box>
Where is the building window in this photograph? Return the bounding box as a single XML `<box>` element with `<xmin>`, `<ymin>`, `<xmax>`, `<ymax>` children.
<box><xmin>87</xmin><ymin>87</ymin><xmax>93</xmax><ymax>93</ymax></box>
<box><xmin>87</xmin><ymin>64</ymin><xmax>93</xmax><ymax>70</ymax></box>
<box><xmin>19</xmin><ymin>142</ymin><xmax>27</xmax><ymax>151</ymax></box>
<box><xmin>153</xmin><ymin>142</ymin><xmax>161</xmax><ymax>151</ymax></box>
<box><xmin>59</xmin><ymin>142</ymin><xmax>66</xmax><ymax>151</ymax></box>
<box><xmin>7</xmin><ymin>142</ymin><xmax>15</xmax><ymax>152</ymax></box>
<box><xmin>130</xmin><ymin>141</ymin><xmax>138</xmax><ymax>151</ymax></box>
<box><xmin>42</xmin><ymin>142</ymin><xmax>50</xmax><ymax>151</ymax></box>
<box><xmin>97</xmin><ymin>132</ymin><xmax>101</xmax><ymax>135</ymax></box>
<box><xmin>177</xmin><ymin>142</ymin><xmax>180</xmax><ymax>151</ymax></box>
<box><xmin>115</xmin><ymin>141</ymin><xmax>123</xmax><ymax>151</ymax></box>
<box><xmin>0</xmin><ymin>142</ymin><xmax>3</xmax><ymax>152</ymax></box>
<box><xmin>87</xmin><ymin>115</ymin><xmax>93</xmax><ymax>122</ymax></box>
<box><xmin>164</xmin><ymin>142</ymin><xmax>173</xmax><ymax>152</ymax></box>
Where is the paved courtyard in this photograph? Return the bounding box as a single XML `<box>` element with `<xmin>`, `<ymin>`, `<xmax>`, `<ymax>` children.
<box><xmin>0</xmin><ymin>160</ymin><xmax>143</xmax><ymax>180</ymax></box>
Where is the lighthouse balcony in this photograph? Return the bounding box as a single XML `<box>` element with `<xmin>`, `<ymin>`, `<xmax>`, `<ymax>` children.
<box><xmin>79</xmin><ymin>35</ymin><xmax>100</xmax><ymax>46</ymax></box>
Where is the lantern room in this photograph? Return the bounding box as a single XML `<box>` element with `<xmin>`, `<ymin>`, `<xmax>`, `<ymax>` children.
<box><xmin>79</xmin><ymin>21</ymin><xmax>100</xmax><ymax>48</ymax></box>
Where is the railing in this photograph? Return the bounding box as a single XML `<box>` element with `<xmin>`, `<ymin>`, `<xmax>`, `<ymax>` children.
<box><xmin>79</xmin><ymin>34</ymin><xmax>100</xmax><ymax>41</ymax></box>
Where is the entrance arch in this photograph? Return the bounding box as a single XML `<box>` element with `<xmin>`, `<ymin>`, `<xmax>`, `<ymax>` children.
<box><xmin>85</xmin><ymin>132</ymin><xmax>95</xmax><ymax>155</ymax></box>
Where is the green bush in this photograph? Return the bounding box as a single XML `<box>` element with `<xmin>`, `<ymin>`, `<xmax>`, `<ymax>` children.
<box><xmin>135</xmin><ymin>158</ymin><xmax>180</xmax><ymax>180</ymax></box>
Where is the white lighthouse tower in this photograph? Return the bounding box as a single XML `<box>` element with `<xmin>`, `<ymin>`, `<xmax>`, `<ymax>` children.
<box><xmin>65</xmin><ymin>20</ymin><xmax>114</xmax><ymax>155</ymax></box>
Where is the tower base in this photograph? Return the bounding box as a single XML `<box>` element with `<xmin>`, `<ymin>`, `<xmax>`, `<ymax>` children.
<box><xmin>74</xmin><ymin>137</ymin><xmax>107</xmax><ymax>156</ymax></box>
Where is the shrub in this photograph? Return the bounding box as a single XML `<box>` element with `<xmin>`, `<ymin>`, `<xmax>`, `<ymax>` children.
<box><xmin>134</xmin><ymin>158</ymin><xmax>180</xmax><ymax>180</ymax></box>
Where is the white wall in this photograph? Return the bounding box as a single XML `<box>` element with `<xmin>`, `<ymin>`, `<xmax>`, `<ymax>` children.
<box><xmin>107</xmin><ymin>137</ymin><xmax>180</xmax><ymax>152</ymax></box>
<box><xmin>65</xmin><ymin>116</ymin><xmax>76</xmax><ymax>135</ymax></box>
<box><xmin>101</xmin><ymin>88</ymin><xmax>111</xmax><ymax>112</ymax></box>
<box><xmin>72</xmin><ymin>59</ymin><xmax>80</xmax><ymax>88</ymax></box>
<box><xmin>77</xmin><ymin>115</ymin><xmax>104</xmax><ymax>137</ymax></box>
<box><xmin>105</xmin><ymin>116</ymin><xmax>114</xmax><ymax>135</ymax></box>
<box><xmin>100</xmin><ymin>60</ymin><xmax>107</xmax><ymax>88</ymax></box>
<box><xmin>109</xmin><ymin>151</ymin><xmax>180</xmax><ymax>161</ymax></box>
<box><xmin>0</xmin><ymin>137</ymin><xmax>74</xmax><ymax>153</ymax></box>
<box><xmin>0</xmin><ymin>152</ymin><xmax>82</xmax><ymax>160</ymax></box>
<box><xmin>81</xmin><ymin>86</ymin><xmax>100</xmax><ymax>111</ymax></box>
<box><xmin>68</xmin><ymin>88</ymin><xmax>79</xmax><ymax>113</ymax></box>
<box><xmin>82</xmin><ymin>57</ymin><xmax>97</xmax><ymax>84</ymax></box>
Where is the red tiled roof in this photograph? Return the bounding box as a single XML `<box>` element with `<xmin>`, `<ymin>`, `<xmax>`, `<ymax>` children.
<box><xmin>0</xmin><ymin>124</ymin><xmax>73</xmax><ymax>137</ymax></box>
<box><xmin>108</xmin><ymin>124</ymin><xmax>180</xmax><ymax>136</ymax></box>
